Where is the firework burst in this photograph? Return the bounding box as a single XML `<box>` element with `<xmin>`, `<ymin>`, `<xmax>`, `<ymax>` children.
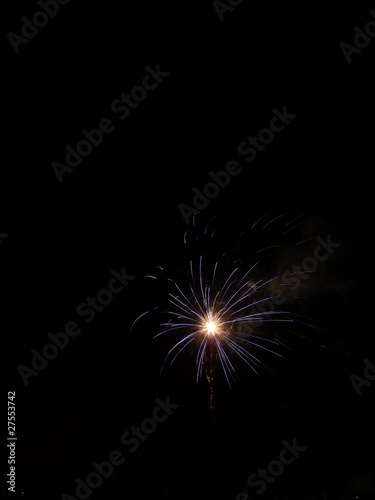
<box><xmin>153</xmin><ymin>256</ymin><xmax>292</xmax><ymax>389</ymax></box>
<box><xmin>130</xmin><ymin>212</ymin><xmax>316</xmax><ymax>389</ymax></box>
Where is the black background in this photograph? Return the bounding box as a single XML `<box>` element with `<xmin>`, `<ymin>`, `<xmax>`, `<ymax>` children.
<box><xmin>2</xmin><ymin>1</ymin><xmax>375</xmax><ymax>499</ymax></box>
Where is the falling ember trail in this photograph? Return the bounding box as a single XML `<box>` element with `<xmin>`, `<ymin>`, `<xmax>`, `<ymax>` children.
<box><xmin>203</xmin><ymin>342</ymin><xmax>215</xmax><ymax>413</ymax></box>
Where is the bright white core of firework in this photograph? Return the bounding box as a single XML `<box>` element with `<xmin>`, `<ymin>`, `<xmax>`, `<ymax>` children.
<box><xmin>205</xmin><ymin>320</ymin><xmax>218</xmax><ymax>336</ymax></box>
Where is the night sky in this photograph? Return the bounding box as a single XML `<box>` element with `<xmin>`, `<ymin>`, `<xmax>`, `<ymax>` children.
<box><xmin>3</xmin><ymin>2</ymin><xmax>375</xmax><ymax>499</ymax></box>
